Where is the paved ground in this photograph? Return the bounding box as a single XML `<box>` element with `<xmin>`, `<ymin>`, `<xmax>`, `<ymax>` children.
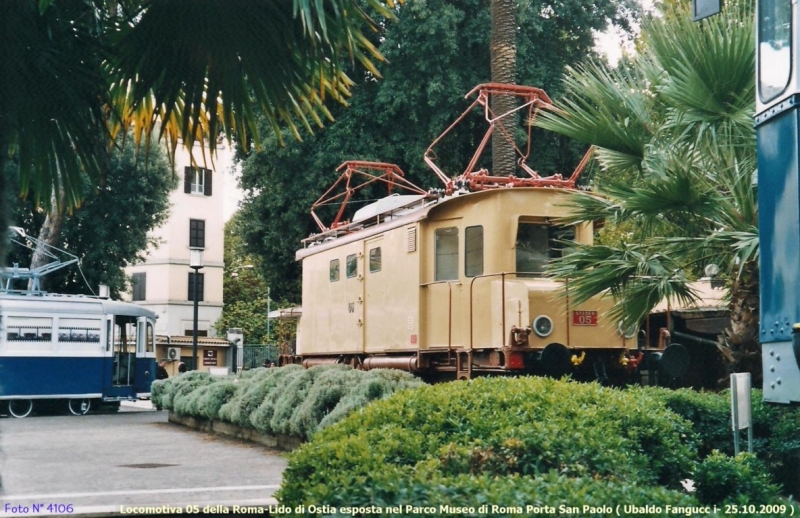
<box><xmin>0</xmin><ymin>404</ymin><xmax>287</xmax><ymax>517</ymax></box>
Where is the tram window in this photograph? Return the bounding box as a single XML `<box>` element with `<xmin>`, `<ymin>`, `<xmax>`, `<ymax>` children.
<box><xmin>759</xmin><ymin>0</ymin><xmax>792</xmax><ymax>103</ymax></box>
<box><xmin>58</xmin><ymin>318</ymin><xmax>101</xmax><ymax>343</ymax></box>
<box><xmin>330</xmin><ymin>259</ymin><xmax>340</xmax><ymax>282</ymax></box>
<box><xmin>435</xmin><ymin>227</ymin><xmax>459</xmax><ymax>281</ymax></box>
<box><xmin>346</xmin><ymin>254</ymin><xmax>358</xmax><ymax>278</ymax></box>
<box><xmin>465</xmin><ymin>226</ymin><xmax>484</xmax><ymax>277</ymax></box>
<box><xmin>6</xmin><ymin>316</ymin><xmax>52</xmax><ymax>342</ymax></box>
<box><xmin>147</xmin><ymin>323</ymin><xmax>154</xmax><ymax>353</ymax></box>
<box><xmin>516</xmin><ymin>223</ymin><xmax>575</xmax><ymax>277</ymax></box>
<box><xmin>369</xmin><ymin>247</ymin><xmax>382</xmax><ymax>273</ymax></box>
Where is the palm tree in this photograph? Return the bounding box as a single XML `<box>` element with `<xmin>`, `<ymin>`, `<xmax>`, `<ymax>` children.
<box><xmin>1</xmin><ymin>0</ymin><xmax>398</xmax><ymax>258</ymax></box>
<box><xmin>536</xmin><ymin>1</ymin><xmax>760</xmax><ymax>380</ymax></box>
<box><xmin>490</xmin><ymin>0</ymin><xmax>517</xmax><ymax>177</ymax></box>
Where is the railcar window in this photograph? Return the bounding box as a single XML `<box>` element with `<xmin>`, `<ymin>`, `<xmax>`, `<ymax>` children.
<box><xmin>58</xmin><ymin>318</ymin><xmax>102</xmax><ymax>343</ymax></box>
<box><xmin>369</xmin><ymin>247</ymin><xmax>382</xmax><ymax>273</ymax></box>
<box><xmin>435</xmin><ymin>227</ymin><xmax>459</xmax><ymax>281</ymax></box>
<box><xmin>516</xmin><ymin>223</ymin><xmax>575</xmax><ymax>277</ymax></box>
<box><xmin>330</xmin><ymin>259</ymin><xmax>340</xmax><ymax>282</ymax></box>
<box><xmin>346</xmin><ymin>254</ymin><xmax>358</xmax><ymax>278</ymax></box>
<box><xmin>758</xmin><ymin>0</ymin><xmax>792</xmax><ymax>103</ymax></box>
<box><xmin>465</xmin><ymin>226</ymin><xmax>484</xmax><ymax>277</ymax></box>
<box><xmin>6</xmin><ymin>316</ymin><xmax>53</xmax><ymax>342</ymax></box>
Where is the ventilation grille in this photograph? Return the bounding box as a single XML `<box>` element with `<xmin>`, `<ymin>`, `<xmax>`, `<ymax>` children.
<box><xmin>407</xmin><ymin>227</ymin><xmax>417</xmax><ymax>252</ymax></box>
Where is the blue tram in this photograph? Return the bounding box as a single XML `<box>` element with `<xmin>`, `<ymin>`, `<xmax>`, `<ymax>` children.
<box><xmin>756</xmin><ymin>0</ymin><xmax>800</xmax><ymax>402</ymax></box>
<box><xmin>0</xmin><ymin>292</ymin><xmax>158</xmax><ymax>417</ymax></box>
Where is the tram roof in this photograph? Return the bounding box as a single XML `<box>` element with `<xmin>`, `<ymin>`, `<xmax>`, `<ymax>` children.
<box><xmin>0</xmin><ymin>292</ymin><xmax>157</xmax><ymax>319</ymax></box>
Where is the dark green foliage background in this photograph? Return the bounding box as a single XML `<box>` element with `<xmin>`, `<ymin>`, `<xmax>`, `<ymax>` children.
<box><xmin>5</xmin><ymin>140</ymin><xmax>175</xmax><ymax>297</ymax></box>
<box><xmin>237</xmin><ymin>0</ymin><xmax>640</xmax><ymax>301</ymax></box>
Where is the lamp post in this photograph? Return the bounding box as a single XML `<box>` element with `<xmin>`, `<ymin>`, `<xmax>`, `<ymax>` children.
<box><xmin>190</xmin><ymin>248</ymin><xmax>204</xmax><ymax>371</ymax></box>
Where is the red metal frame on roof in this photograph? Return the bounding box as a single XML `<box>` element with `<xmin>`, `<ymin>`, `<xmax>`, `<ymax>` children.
<box><xmin>310</xmin><ymin>161</ymin><xmax>430</xmax><ymax>232</ymax></box>
<box><xmin>424</xmin><ymin>83</ymin><xmax>593</xmax><ymax>194</ymax></box>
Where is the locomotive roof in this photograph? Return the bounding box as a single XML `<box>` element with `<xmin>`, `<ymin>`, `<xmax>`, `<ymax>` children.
<box><xmin>296</xmin><ymin>187</ymin><xmax>572</xmax><ymax>260</ymax></box>
<box><xmin>0</xmin><ymin>291</ymin><xmax>158</xmax><ymax>319</ymax></box>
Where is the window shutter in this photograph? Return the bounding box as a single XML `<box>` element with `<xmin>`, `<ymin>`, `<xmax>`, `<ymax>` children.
<box><xmin>184</xmin><ymin>167</ymin><xmax>192</xmax><ymax>194</ymax></box>
<box><xmin>204</xmin><ymin>169</ymin><xmax>213</xmax><ymax>196</ymax></box>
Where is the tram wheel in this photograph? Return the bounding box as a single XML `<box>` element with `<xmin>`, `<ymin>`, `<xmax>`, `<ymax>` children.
<box><xmin>67</xmin><ymin>398</ymin><xmax>92</xmax><ymax>416</ymax></box>
<box><xmin>8</xmin><ymin>399</ymin><xmax>34</xmax><ymax>418</ymax></box>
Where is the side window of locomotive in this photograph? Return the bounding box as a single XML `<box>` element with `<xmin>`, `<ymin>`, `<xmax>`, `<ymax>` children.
<box><xmin>346</xmin><ymin>254</ymin><xmax>358</xmax><ymax>278</ymax></box>
<box><xmin>465</xmin><ymin>226</ymin><xmax>484</xmax><ymax>277</ymax></box>
<box><xmin>435</xmin><ymin>227</ymin><xmax>459</xmax><ymax>281</ymax></box>
<box><xmin>516</xmin><ymin>223</ymin><xmax>575</xmax><ymax>276</ymax></box>
<box><xmin>369</xmin><ymin>247</ymin><xmax>382</xmax><ymax>273</ymax></box>
<box><xmin>330</xmin><ymin>259</ymin><xmax>340</xmax><ymax>282</ymax></box>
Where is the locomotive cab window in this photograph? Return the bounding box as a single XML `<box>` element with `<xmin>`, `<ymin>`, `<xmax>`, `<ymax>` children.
<box><xmin>516</xmin><ymin>222</ymin><xmax>575</xmax><ymax>277</ymax></box>
<box><xmin>465</xmin><ymin>226</ymin><xmax>483</xmax><ymax>277</ymax></box>
<box><xmin>346</xmin><ymin>254</ymin><xmax>358</xmax><ymax>278</ymax></box>
<box><xmin>435</xmin><ymin>227</ymin><xmax>459</xmax><ymax>281</ymax></box>
<box><xmin>330</xmin><ymin>259</ymin><xmax>340</xmax><ymax>282</ymax></box>
<box><xmin>369</xmin><ymin>247</ymin><xmax>382</xmax><ymax>273</ymax></box>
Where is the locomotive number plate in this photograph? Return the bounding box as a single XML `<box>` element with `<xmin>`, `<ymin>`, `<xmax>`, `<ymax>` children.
<box><xmin>572</xmin><ymin>311</ymin><xmax>597</xmax><ymax>326</ymax></box>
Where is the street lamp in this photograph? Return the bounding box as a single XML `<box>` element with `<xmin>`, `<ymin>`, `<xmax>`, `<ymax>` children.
<box><xmin>190</xmin><ymin>248</ymin><xmax>204</xmax><ymax>371</ymax></box>
<box><xmin>229</xmin><ymin>264</ymin><xmax>253</xmax><ymax>278</ymax></box>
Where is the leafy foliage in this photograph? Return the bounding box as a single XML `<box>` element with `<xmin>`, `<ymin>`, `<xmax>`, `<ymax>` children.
<box><xmin>237</xmin><ymin>0</ymin><xmax>641</xmax><ymax>301</ymax></box>
<box><xmin>277</xmin><ymin>377</ymin><xmax>702</xmax><ymax>506</ymax></box>
<box><xmin>537</xmin><ymin>0</ymin><xmax>760</xmax><ymax>379</ymax></box>
<box><xmin>153</xmin><ymin>365</ymin><xmax>423</xmax><ymax>439</ymax></box>
<box><xmin>6</xmin><ymin>136</ymin><xmax>175</xmax><ymax>297</ymax></box>
<box><xmin>694</xmin><ymin>452</ymin><xmax>782</xmax><ymax>506</ymax></box>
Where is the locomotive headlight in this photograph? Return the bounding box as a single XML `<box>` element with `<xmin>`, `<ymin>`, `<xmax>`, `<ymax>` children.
<box><xmin>532</xmin><ymin>315</ymin><xmax>554</xmax><ymax>337</ymax></box>
<box><xmin>617</xmin><ymin>320</ymin><xmax>638</xmax><ymax>339</ymax></box>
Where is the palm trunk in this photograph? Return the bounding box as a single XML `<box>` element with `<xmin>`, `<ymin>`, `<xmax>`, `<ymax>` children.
<box><xmin>717</xmin><ymin>260</ymin><xmax>761</xmax><ymax>386</ymax></box>
<box><xmin>27</xmin><ymin>191</ymin><xmax>66</xmax><ymax>292</ymax></box>
<box><xmin>490</xmin><ymin>0</ymin><xmax>517</xmax><ymax>177</ymax></box>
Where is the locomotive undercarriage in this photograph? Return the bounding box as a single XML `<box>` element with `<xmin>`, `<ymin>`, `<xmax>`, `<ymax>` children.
<box><xmin>280</xmin><ymin>344</ymin><xmax>642</xmax><ymax>383</ymax></box>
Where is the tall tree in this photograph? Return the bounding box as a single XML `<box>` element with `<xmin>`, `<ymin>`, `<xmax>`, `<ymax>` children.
<box><xmin>238</xmin><ymin>0</ymin><xmax>640</xmax><ymax>301</ymax></box>
<box><xmin>537</xmin><ymin>0</ymin><xmax>759</xmax><ymax>380</ymax></box>
<box><xmin>1</xmin><ymin>0</ymin><xmax>400</xmax><ymax>261</ymax></box>
<box><xmin>490</xmin><ymin>0</ymin><xmax>517</xmax><ymax>177</ymax></box>
<box><xmin>8</xmin><ymin>137</ymin><xmax>175</xmax><ymax>297</ymax></box>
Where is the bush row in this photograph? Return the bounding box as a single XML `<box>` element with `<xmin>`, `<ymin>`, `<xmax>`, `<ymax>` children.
<box><xmin>643</xmin><ymin>387</ymin><xmax>800</xmax><ymax>497</ymax></box>
<box><xmin>151</xmin><ymin>365</ymin><xmax>423</xmax><ymax>439</ymax></box>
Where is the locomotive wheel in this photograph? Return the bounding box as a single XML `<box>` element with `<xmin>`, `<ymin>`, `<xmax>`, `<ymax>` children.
<box><xmin>67</xmin><ymin>398</ymin><xmax>92</xmax><ymax>416</ymax></box>
<box><xmin>8</xmin><ymin>399</ymin><xmax>34</xmax><ymax>418</ymax></box>
<box><xmin>540</xmin><ymin>343</ymin><xmax>572</xmax><ymax>378</ymax></box>
<box><xmin>660</xmin><ymin>343</ymin><xmax>690</xmax><ymax>379</ymax></box>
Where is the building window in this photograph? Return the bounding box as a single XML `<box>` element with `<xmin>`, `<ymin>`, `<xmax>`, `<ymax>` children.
<box><xmin>188</xmin><ymin>272</ymin><xmax>205</xmax><ymax>302</ymax></box>
<box><xmin>330</xmin><ymin>259</ymin><xmax>340</xmax><ymax>282</ymax></box>
<box><xmin>189</xmin><ymin>219</ymin><xmax>206</xmax><ymax>248</ymax></box>
<box><xmin>346</xmin><ymin>254</ymin><xmax>358</xmax><ymax>278</ymax></box>
<box><xmin>435</xmin><ymin>227</ymin><xmax>459</xmax><ymax>281</ymax></box>
<box><xmin>369</xmin><ymin>247</ymin><xmax>382</xmax><ymax>273</ymax></box>
<box><xmin>131</xmin><ymin>272</ymin><xmax>147</xmax><ymax>301</ymax></box>
<box><xmin>465</xmin><ymin>226</ymin><xmax>483</xmax><ymax>277</ymax></box>
<box><xmin>183</xmin><ymin>166</ymin><xmax>213</xmax><ymax>196</ymax></box>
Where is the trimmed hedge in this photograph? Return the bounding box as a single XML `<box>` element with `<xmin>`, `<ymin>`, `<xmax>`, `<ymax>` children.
<box><xmin>644</xmin><ymin>387</ymin><xmax>800</xmax><ymax>496</ymax></box>
<box><xmin>277</xmin><ymin>377</ymin><xmax>702</xmax><ymax>508</ymax></box>
<box><xmin>151</xmin><ymin>365</ymin><xmax>423</xmax><ymax>440</ymax></box>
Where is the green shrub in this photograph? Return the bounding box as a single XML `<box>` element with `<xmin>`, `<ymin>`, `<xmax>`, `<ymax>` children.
<box><xmin>217</xmin><ymin>367</ymin><xmax>281</xmax><ymax>427</ymax></box>
<box><xmin>248</xmin><ymin>365</ymin><xmax>309</xmax><ymax>434</ymax></box>
<box><xmin>277</xmin><ymin>377</ymin><xmax>698</xmax><ymax>507</ymax></box>
<box><xmin>158</xmin><ymin>371</ymin><xmax>214</xmax><ymax>411</ymax></box>
<box><xmin>694</xmin><ymin>451</ymin><xmax>782</xmax><ymax>506</ymax></box>
<box><xmin>195</xmin><ymin>380</ymin><xmax>240</xmax><ymax>420</ymax></box>
<box><xmin>645</xmin><ymin>386</ymin><xmax>800</xmax><ymax>495</ymax></box>
<box><xmin>287</xmin><ymin>366</ymin><xmax>363</xmax><ymax>438</ymax></box>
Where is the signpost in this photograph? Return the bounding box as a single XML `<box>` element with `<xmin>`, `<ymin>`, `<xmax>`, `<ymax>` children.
<box><xmin>730</xmin><ymin>373</ymin><xmax>753</xmax><ymax>455</ymax></box>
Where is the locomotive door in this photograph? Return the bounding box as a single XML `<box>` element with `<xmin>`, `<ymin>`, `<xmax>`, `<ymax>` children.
<box><xmin>343</xmin><ymin>250</ymin><xmax>365</xmax><ymax>353</ymax></box>
<box><xmin>104</xmin><ymin>315</ymin><xmax>137</xmax><ymax>398</ymax></box>
<box><xmin>363</xmin><ymin>236</ymin><xmax>383</xmax><ymax>352</ymax></box>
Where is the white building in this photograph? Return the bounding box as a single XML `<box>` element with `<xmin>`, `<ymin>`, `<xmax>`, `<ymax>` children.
<box><xmin>124</xmin><ymin>140</ymin><xmax>231</xmax><ymax>342</ymax></box>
